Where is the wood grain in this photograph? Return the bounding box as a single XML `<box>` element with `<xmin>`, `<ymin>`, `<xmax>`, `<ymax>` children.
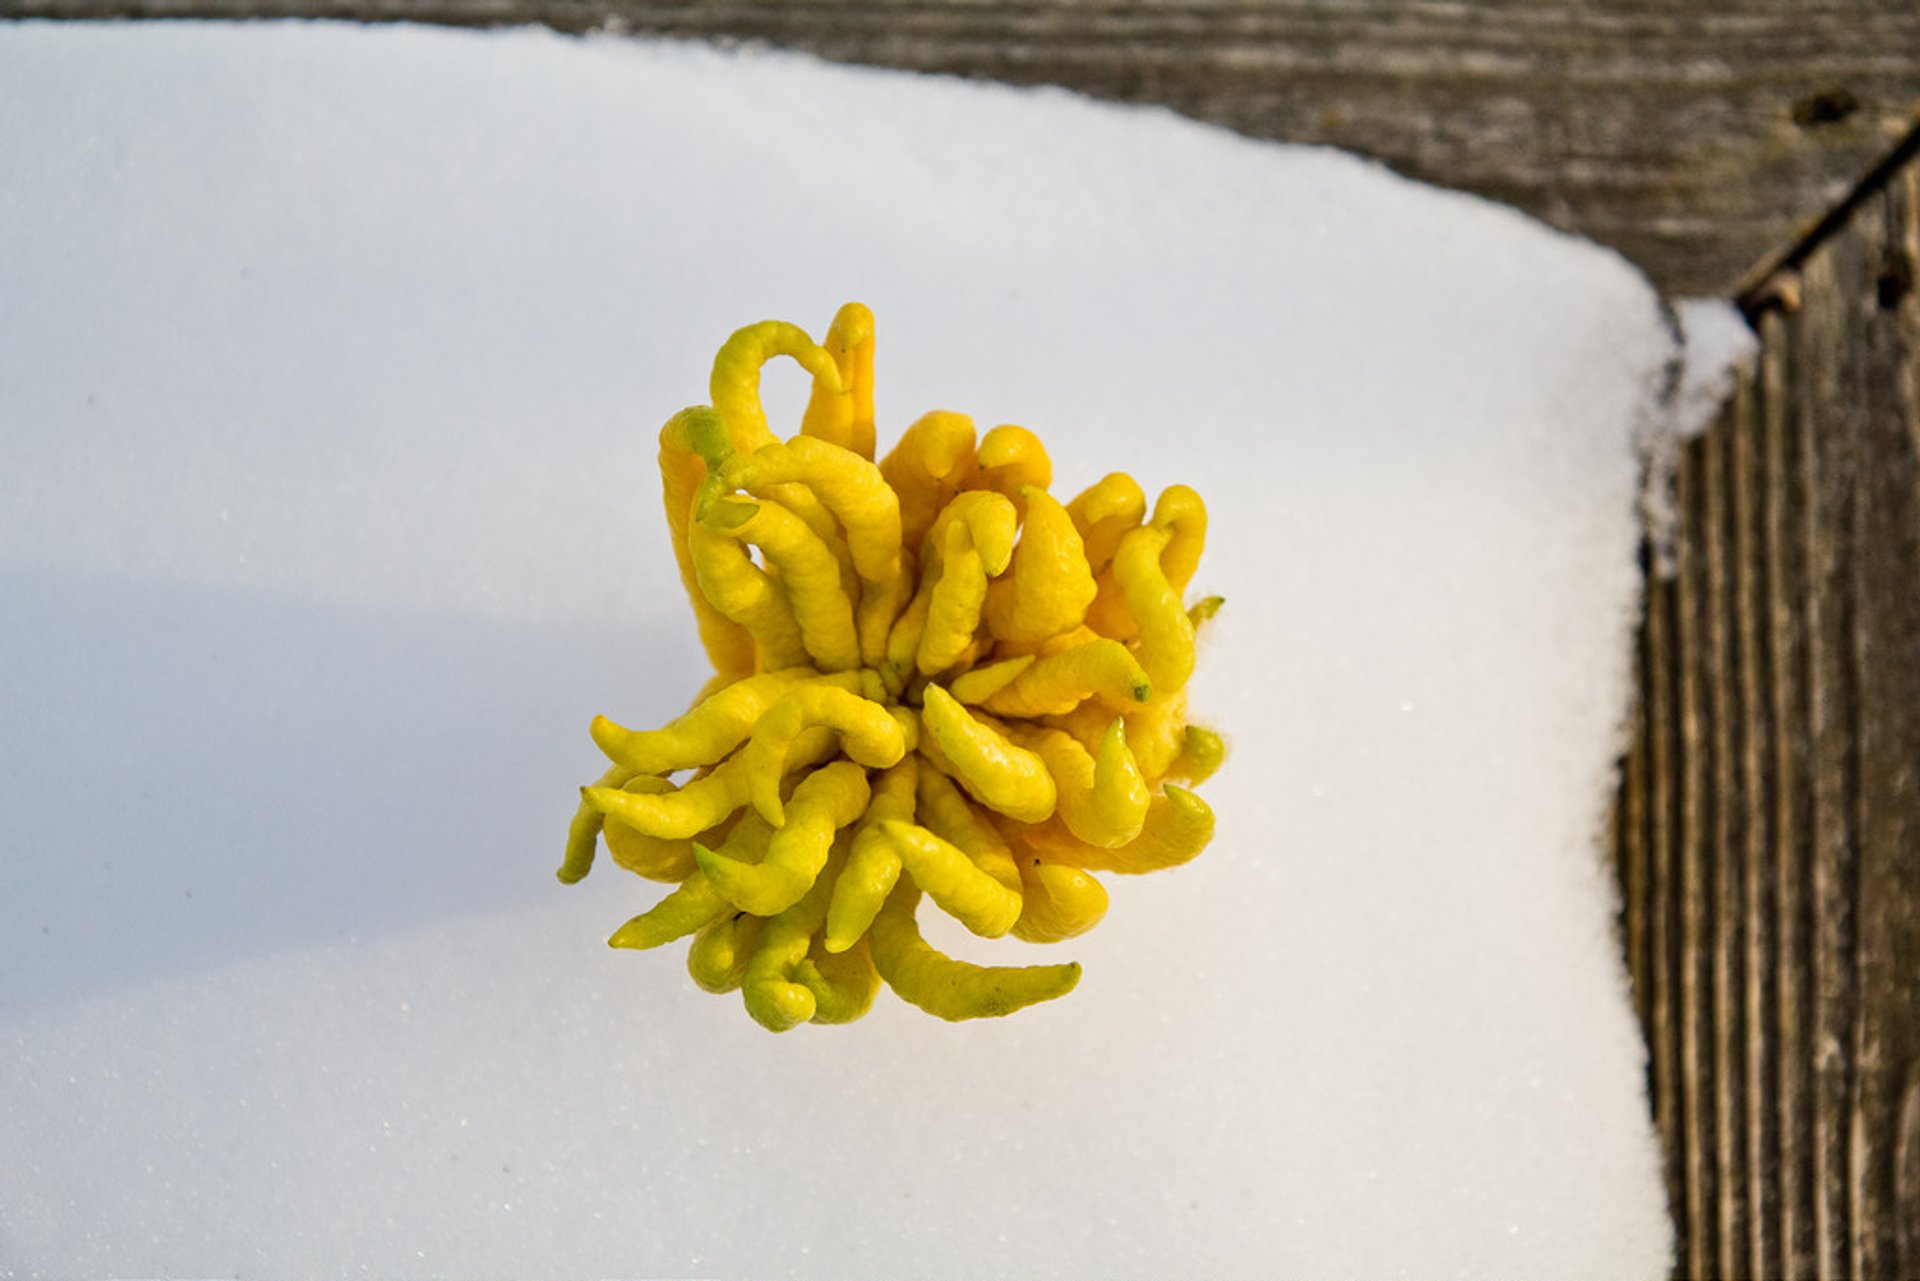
<box><xmin>4</xmin><ymin>0</ymin><xmax>1918</xmax><ymax>295</ymax></box>
<box><xmin>1617</xmin><ymin>124</ymin><xmax>1920</xmax><ymax>1278</ymax></box>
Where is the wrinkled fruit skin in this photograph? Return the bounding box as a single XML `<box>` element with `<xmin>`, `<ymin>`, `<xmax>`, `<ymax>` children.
<box><xmin>559</xmin><ymin>304</ymin><xmax>1225</xmax><ymax>1029</ymax></box>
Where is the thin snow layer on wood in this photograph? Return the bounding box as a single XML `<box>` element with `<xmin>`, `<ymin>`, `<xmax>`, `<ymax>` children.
<box><xmin>1637</xmin><ymin>297</ymin><xmax>1760</xmax><ymax>575</ymax></box>
<box><xmin>0</xmin><ymin>21</ymin><xmax>1677</xmax><ymax>1279</ymax></box>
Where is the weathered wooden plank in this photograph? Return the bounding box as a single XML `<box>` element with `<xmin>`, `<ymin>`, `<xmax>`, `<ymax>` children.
<box><xmin>1761</xmin><ymin>295</ymin><xmax>1820</xmax><ymax>1280</ymax></box>
<box><xmin>1851</xmin><ymin>160</ymin><xmax>1920</xmax><ymax>1281</ymax></box>
<box><xmin>1888</xmin><ymin>149</ymin><xmax>1920</xmax><ymax>1281</ymax></box>
<box><xmin>1730</xmin><ymin>362</ymin><xmax>1782</xmax><ymax>1279</ymax></box>
<box><xmin>1800</xmin><ymin>235</ymin><xmax>1864</xmax><ymax>1281</ymax></box>
<box><xmin>1705</xmin><ymin>368</ymin><xmax>1752</xmax><ymax>1281</ymax></box>
<box><xmin>3</xmin><ymin>0</ymin><xmax>1916</xmax><ymax>297</ymax></box>
<box><xmin>1622</xmin><ymin>121</ymin><xmax>1919</xmax><ymax>1278</ymax></box>
<box><xmin>1675</xmin><ymin>435</ymin><xmax>1715</xmax><ymax>1278</ymax></box>
<box><xmin>1605</xmin><ymin>122</ymin><xmax>1920</xmax><ymax>1281</ymax></box>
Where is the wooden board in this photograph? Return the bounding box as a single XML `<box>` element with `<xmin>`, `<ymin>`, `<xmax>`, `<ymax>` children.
<box><xmin>1616</xmin><ymin>125</ymin><xmax>1920</xmax><ymax>1278</ymax></box>
<box><xmin>5</xmin><ymin>0</ymin><xmax>1919</xmax><ymax>295</ymax></box>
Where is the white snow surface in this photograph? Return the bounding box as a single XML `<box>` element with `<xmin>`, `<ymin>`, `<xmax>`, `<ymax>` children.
<box><xmin>0</xmin><ymin>21</ymin><xmax>1681</xmax><ymax>1279</ymax></box>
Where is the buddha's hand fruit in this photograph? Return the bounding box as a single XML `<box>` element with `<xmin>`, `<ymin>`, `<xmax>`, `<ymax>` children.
<box><xmin>561</xmin><ymin>305</ymin><xmax>1225</xmax><ymax>1028</ymax></box>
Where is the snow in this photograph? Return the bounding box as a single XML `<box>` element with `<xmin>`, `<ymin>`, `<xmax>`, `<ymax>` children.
<box><xmin>1639</xmin><ymin>297</ymin><xmax>1760</xmax><ymax>573</ymax></box>
<box><xmin>1671</xmin><ymin>297</ymin><xmax>1761</xmax><ymax>444</ymax></box>
<box><xmin>0</xmin><ymin>20</ymin><xmax>1692</xmax><ymax>1278</ymax></box>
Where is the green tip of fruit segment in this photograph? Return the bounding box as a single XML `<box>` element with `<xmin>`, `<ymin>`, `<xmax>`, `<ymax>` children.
<box><xmin>607</xmin><ymin>916</ymin><xmax>655</xmax><ymax>950</ymax></box>
<box><xmin>1180</xmin><ymin>726</ymin><xmax>1227</xmax><ymax>783</ymax></box>
<box><xmin>702</xmin><ymin>497</ymin><xmax>758</xmax><ymax>531</ymax></box>
<box><xmin>677</xmin><ymin>405</ymin><xmax>734</xmax><ymax>471</ymax></box>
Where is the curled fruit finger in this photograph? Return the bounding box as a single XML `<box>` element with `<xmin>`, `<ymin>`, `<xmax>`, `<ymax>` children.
<box><xmin>744</xmin><ymin>682</ymin><xmax>905</xmax><ymax>825</ymax></box>
<box><xmin>658</xmin><ymin>409</ymin><xmax>758</xmax><ymax>676</ymax></box>
<box><xmin>602</xmin><ymin>776</ymin><xmax>715</xmax><ymax>882</ymax></box>
<box><xmin>870</xmin><ymin>883</ymin><xmax>1081</xmax><ymax>1022</ymax></box>
<box><xmin>1066</xmin><ymin>471</ymin><xmax>1146</xmax><ymax>572</ymax></box>
<box><xmin>721</xmin><ymin>435</ymin><xmax>901</xmax><ymax>585</ymax></box>
<box><xmin>793</xmin><ymin>933</ymin><xmax>881</xmax><ymax>1024</ymax></box>
<box><xmin>1011</xmin><ymin>860</ymin><xmax>1110</xmax><ymax>944</ymax></box>
<box><xmin>699</xmin><ymin>760</ymin><xmax>871</xmax><ymax>917</ymax></box>
<box><xmin>580</xmin><ymin>753</ymin><xmax>750</xmax><ymax>841</ymax></box>
<box><xmin>687</xmin><ymin>913</ymin><xmax>765</xmax><ymax>994</ymax></box>
<box><xmin>974</xmin><ymin>423</ymin><xmax>1051</xmax><ymax>502</ymax></box>
<box><xmin>1024</xmin><ymin>785</ymin><xmax>1216</xmax><ymax>875</ymax></box>
<box><xmin>919</xmin><ymin>684</ymin><xmax>1057</xmax><ymax>824</ymax></box>
<box><xmin>881</xmin><ymin>410</ymin><xmax>976</xmax><ymax>552</ymax></box>
<box><xmin>1112</xmin><ymin>524</ymin><xmax>1196</xmax><ymax>696</ymax></box>
<box><xmin>1167</xmin><ymin>725</ymin><xmax>1228</xmax><ymax>786</ymax></box>
<box><xmin>558</xmin><ymin>762</ymin><xmax>636</xmax><ymax>884</ymax></box>
<box><xmin>881</xmin><ymin>820</ymin><xmax>1023</xmax><ymax>939</ymax></box>
<box><xmin>741</xmin><ymin>839</ymin><xmax>847</xmax><ymax>1032</ymax></box>
<box><xmin>687</xmin><ymin>504</ymin><xmax>811</xmax><ymax>670</ymax></box>
<box><xmin>1150</xmin><ymin>484</ymin><xmax>1208</xmax><ymax>596</ymax></box>
<box><xmin>980</xmin><ymin>637</ymin><xmax>1151</xmax><ymax>719</ymax></box>
<box><xmin>983</xmin><ymin>487</ymin><xmax>1096</xmax><ymax>647</ymax></box>
<box><xmin>710</xmin><ymin>319</ymin><xmax>842</xmax><ymax>452</ymax></box>
<box><xmin>1013</xmin><ymin>720</ymin><xmax>1149</xmax><ymax>849</ymax></box>
<box><xmin>589</xmin><ymin>667</ymin><xmax>818</xmax><ymax>776</ymax></box>
<box><xmin>916</xmin><ymin>520</ymin><xmax>991</xmax><ymax>676</ymax></box>
<box><xmin>801</xmin><ymin>301</ymin><xmax>876</xmax><ymax>458</ymax></box>
<box><xmin>825</xmin><ymin>758</ymin><xmax>918</xmax><ymax>952</ymax></box>
<box><xmin>703</xmin><ymin>496</ymin><xmax>861</xmax><ymax>673</ymax></box>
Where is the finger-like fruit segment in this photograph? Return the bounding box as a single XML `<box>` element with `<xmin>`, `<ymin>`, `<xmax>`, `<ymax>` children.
<box><xmin>1167</xmin><ymin>725</ymin><xmax>1227</xmax><ymax>786</ymax></box>
<box><xmin>800</xmin><ymin>302</ymin><xmax>876</xmax><ymax>459</ymax></box>
<box><xmin>590</xmin><ymin>667</ymin><xmax>820</xmax><ymax>775</ymax></box>
<box><xmin>581</xmin><ymin>753</ymin><xmax>749</xmax><ymax>840</ymax></box>
<box><xmin>1066</xmin><ymin>471</ymin><xmax>1146</xmax><ymax>571</ymax></box>
<box><xmin>881</xmin><ymin>820</ymin><xmax>1022</xmax><ymax>939</ymax></box>
<box><xmin>608</xmin><ymin>870</ymin><xmax>733</xmax><ymax>951</ymax></box>
<box><xmin>794</xmin><ymin>934</ymin><xmax>881</xmax><ymax>1024</ymax></box>
<box><xmin>881</xmin><ymin>410</ymin><xmax>976</xmax><ymax>552</ymax></box>
<box><xmin>602</xmin><ymin>776</ymin><xmax>707</xmax><ymax>882</ymax></box>
<box><xmin>870</xmin><ymin>885</ymin><xmax>1081</xmax><ymax>1021</ymax></box>
<box><xmin>1012</xmin><ymin>861</ymin><xmax>1110</xmax><ymax>943</ymax></box>
<box><xmin>1023</xmin><ymin>785</ymin><xmax>1215</xmax><ymax>875</ymax></box>
<box><xmin>687</xmin><ymin>913</ymin><xmax>765</xmax><ymax>993</ymax></box>
<box><xmin>703</xmin><ymin>497</ymin><xmax>860</xmax><ymax>673</ymax></box>
<box><xmin>981</xmin><ymin>638</ymin><xmax>1151</xmax><ymax>718</ymax></box>
<box><xmin>920</xmin><ymin>684</ymin><xmax>1057</xmax><ymax>824</ymax></box>
<box><xmin>984</xmin><ymin>488</ymin><xmax>1096</xmax><ymax>647</ymax></box>
<box><xmin>700</xmin><ymin>761</ymin><xmax>870</xmax><ymax>917</ymax></box>
<box><xmin>745</xmin><ymin>684</ymin><xmax>905</xmax><ymax>825</ymax></box>
<box><xmin>558</xmin><ymin>763</ymin><xmax>635</xmax><ymax>884</ymax></box>
<box><xmin>709</xmin><ymin>319</ymin><xmax>842</xmax><ymax>452</ymax></box>
<box><xmin>658</xmin><ymin>408</ymin><xmax>758</xmax><ymax>676</ymax></box>
<box><xmin>825</xmin><ymin>759</ymin><xmax>918</xmax><ymax>952</ymax></box>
